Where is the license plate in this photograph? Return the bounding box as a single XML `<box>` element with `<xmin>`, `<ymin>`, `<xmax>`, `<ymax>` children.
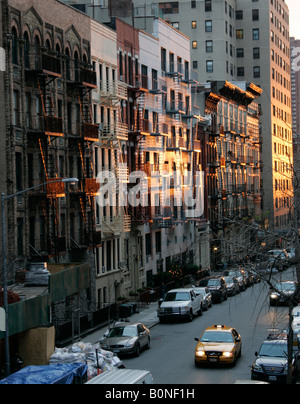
<box><xmin>113</xmin><ymin>349</ymin><xmax>120</xmax><ymax>353</ymax></box>
<box><xmin>269</xmin><ymin>376</ymin><xmax>277</xmax><ymax>382</ymax></box>
<box><xmin>209</xmin><ymin>358</ymin><xmax>218</xmax><ymax>363</ymax></box>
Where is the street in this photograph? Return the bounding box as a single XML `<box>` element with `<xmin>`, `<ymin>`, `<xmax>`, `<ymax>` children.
<box><xmin>121</xmin><ymin>276</ymin><xmax>292</xmax><ymax>384</ymax></box>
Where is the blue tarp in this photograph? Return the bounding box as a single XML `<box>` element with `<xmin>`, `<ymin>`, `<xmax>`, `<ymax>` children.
<box><xmin>0</xmin><ymin>363</ymin><xmax>87</xmax><ymax>385</ymax></box>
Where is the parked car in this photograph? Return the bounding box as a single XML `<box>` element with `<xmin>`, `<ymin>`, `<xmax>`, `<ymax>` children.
<box><xmin>224</xmin><ymin>276</ymin><xmax>239</xmax><ymax>296</ymax></box>
<box><xmin>269</xmin><ymin>281</ymin><xmax>299</xmax><ymax>307</ymax></box>
<box><xmin>267</xmin><ymin>249</ymin><xmax>289</xmax><ymax>264</ymax></box>
<box><xmin>193</xmin><ymin>287</ymin><xmax>213</xmax><ymax>310</ymax></box>
<box><xmin>251</xmin><ymin>333</ymin><xmax>298</xmax><ymax>384</ymax></box>
<box><xmin>244</xmin><ymin>271</ymin><xmax>255</xmax><ymax>288</ymax></box>
<box><xmin>100</xmin><ymin>322</ymin><xmax>151</xmax><ymax>357</ymax></box>
<box><xmin>158</xmin><ymin>288</ymin><xmax>203</xmax><ymax>323</ymax></box>
<box><xmin>206</xmin><ymin>278</ymin><xmax>228</xmax><ymax>303</ymax></box>
<box><xmin>227</xmin><ymin>270</ymin><xmax>247</xmax><ymax>292</ymax></box>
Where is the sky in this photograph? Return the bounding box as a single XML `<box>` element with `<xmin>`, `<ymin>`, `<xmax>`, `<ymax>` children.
<box><xmin>286</xmin><ymin>0</ymin><xmax>300</xmax><ymax>39</ymax></box>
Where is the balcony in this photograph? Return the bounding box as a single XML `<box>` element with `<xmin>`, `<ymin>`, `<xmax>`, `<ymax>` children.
<box><xmin>39</xmin><ymin>116</ymin><xmax>64</xmax><ymax>137</ymax></box>
<box><xmin>46</xmin><ymin>178</ymin><xmax>66</xmax><ymax>198</ymax></box>
<box><xmin>102</xmin><ymin>214</ymin><xmax>131</xmax><ymax>236</ymax></box>
<box><xmin>79</xmin><ymin>122</ymin><xmax>99</xmax><ymax>142</ymax></box>
<box><xmin>26</xmin><ymin>53</ymin><xmax>61</xmax><ymax>78</ymax></box>
<box><xmin>166</xmin><ymin>137</ymin><xmax>179</xmax><ymax>151</ymax></box>
<box><xmin>85</xmin><ymin>178</ymin><xmax>100</xmax><ymax>196</ymax></box>
<box><xmin>101</xmin><ymin>123</ymin><xmax>128</xmax><ymax>142</ymax></box>
<box><xmin>100</xmin><ymin>81</ymin><xmax>128</xmax><ymax>101</ymax></box>
<box><xmin>79</xmin><ymin>67</ymin><xmax>97</xmax><ymax>89</ymax></box>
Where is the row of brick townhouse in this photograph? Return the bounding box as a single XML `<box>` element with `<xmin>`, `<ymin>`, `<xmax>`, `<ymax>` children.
<box><xmin>0</xmin><ymin>0</ymin><xmax>263</xmax><ymax>369</ymax></box>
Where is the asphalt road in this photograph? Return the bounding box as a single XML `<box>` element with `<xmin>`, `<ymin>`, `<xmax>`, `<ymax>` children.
<box><xmin>122</xmin><ymin>279</ymin><xmax>291</xmax><ymax>384</ymax></box>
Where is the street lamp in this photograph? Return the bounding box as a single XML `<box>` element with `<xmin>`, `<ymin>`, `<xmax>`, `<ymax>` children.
<box><xmin>1</xmin><ymin>177</ymin><xmax>79</xmax><ymax>376</ymax></box>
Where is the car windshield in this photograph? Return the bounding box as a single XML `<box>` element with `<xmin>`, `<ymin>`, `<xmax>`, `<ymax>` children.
<box><xmin>224</xmin><ymin>277</ymin><xmax>234</xmax><ymax>284</ymax></box>
<box><xmin>200</xmin><ymin>331</ymin><xmax>234</xmax><ymax>343</ymax></box>
<box><xmin>207</xmin><ymin>279</ymin><xmax>220</xmax><ymax>287</ymax></box>
<box><xmin>108</xmin><ymin>326</ymin><xmax>138</xmax><ymax>338</ymax></box>
<box><xmin>165</xmin><ymin>292</ymin><xmax>190</xmax><ymax>302</ymax></box>
<box><xmin>228</xmin><ymin>271</ymin><xmax>237</xmax><ymax>277</ymax></box>
<box><xmin>275</xmin><ymin>282</ymin><xmax>296</xmax><ymax>292</ymax></box>
<box><xmin>259</xmin><ymin>342</ymin><xmax>288</xmax><ymax>358</ymax></box>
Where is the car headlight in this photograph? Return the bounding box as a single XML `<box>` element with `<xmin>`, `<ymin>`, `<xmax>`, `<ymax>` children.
<box><xmin>223</xmin><ymin>352</ymin><xmax>233</xmax><ymax>357</ymax></box>
<box><xmin>196</xmin><ymin>350</ymin><xmax>206</xmax><ymax>357</ymax></box>
<box><xmin>125</xmin><ymin>341</ymin><xmax>136</xmax><ymax>348</ymax></box>
<box><xmin>181</xmin><ymin>306</ymin><xmax>190</xmax><ymax>313</ymax></box>
<box><xmin>253</xmin><ymin>362</ymin><xmax>263</xmax><ymax>372</ymax></box>
<box><xmin>270</xmin><ymin>293</ymin><xmax>278</xmax><ymax>299</ymax></box>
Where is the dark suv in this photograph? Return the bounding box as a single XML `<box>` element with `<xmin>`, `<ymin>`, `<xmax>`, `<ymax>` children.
<box><xmin>251</xmin><ymin>334</ymin><xmax>298</xmax><ymax>384</ymax></box>
<box><xmin>206</xmin><ymin>278</ymin><xmax>228</xmax><ymax>303</ymax></box>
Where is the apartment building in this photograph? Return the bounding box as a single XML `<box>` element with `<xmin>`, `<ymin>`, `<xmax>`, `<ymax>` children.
<box><xmin>130</xmin><ymin>18</ymin><xmax>209</xmax><ymax>288</ymax></box>
<box><xmin>198</xmin><ymin>81</ymin><xmax>262</xmax><ymax>266</ymax></box>
<box><xmin>90</xmin><ymin>19</ymin><xmax>131</xmax><ymax>308</ymax></box>
<box><xmin>0</xmin><ymin>0</ymin><xmax>104</xmax><ymax>356</ymax></box>
<box><xmin>291</xmin><ymin>37</ymin><xmax>300</xmax><ymax>154</ymax></box>
<box><xmin>121</xmin><ymin>0</ymin><xmax>292</xmax><ymax>232</ymax></box>
<box><xmin>236</xmin><ymin>0</ymin><xmax>293</xmax><ymax>232</ymax></box>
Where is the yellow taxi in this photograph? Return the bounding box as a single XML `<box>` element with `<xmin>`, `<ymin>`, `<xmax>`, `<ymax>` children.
<box><xmin>195</xmin><ymin>325</ymin><xmax>242</xmax><ymax>367</ymax></box>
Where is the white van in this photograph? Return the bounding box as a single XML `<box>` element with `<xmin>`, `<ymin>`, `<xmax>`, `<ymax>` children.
<box><xmin>85</xmin><ymin>369</ymin><xmax>153</xmax><ymax>385</ymax></box>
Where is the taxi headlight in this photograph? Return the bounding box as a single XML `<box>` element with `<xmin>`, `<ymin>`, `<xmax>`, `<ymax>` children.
<box><xmin>223</xmin><ymin>351</ymin><xmax>233</xmax><ymax>357</ymax></box>
<box><xmin>196</xmin><ymin>350</ymin><xmax>206</xmax><ymax>357</ymax></box>
<box><xmin>270</xmin><ymin>293</ymin><xmax>278</xmax><ymax>299</ymax></box>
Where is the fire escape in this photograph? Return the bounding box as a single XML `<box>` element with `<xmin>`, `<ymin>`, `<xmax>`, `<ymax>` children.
<box><xmin>67</xmin><ymin>63</ymin><xmax>102</xmax><ymax>251</ymax></box>
<box><xmin>99</xmin><ymin>75</ymin><xmax>131</xmax><ymax>236</ymax></box>
<box><xmin>26</xmin><ymin>50</ymin><xmax>67</xmax><ymax>259</ymax></box>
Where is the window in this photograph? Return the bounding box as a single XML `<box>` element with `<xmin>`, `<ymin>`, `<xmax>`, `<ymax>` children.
<box><xmin>236</xmin><ymin>30</ymin><xmax>244</xmax><ymax>39</ymax></box>
<box><xmin>13</xmin><ymin>90</ymin><xmax>20</xmax><ymax>126</ymax></box>
<box><xmin>236</xmin><ymin>10</ymin><xmax>243</xmax><ymax>19</ymax></box>
<box><xmin>206</xmin><ymin>40</ymin><xmax>213</xmax><ymax>53</ymax></box>
<box><xmin>253</xmin><ymin>29</ymin><xmax>259</xmax><ymax>40</ymax></box>
<box><xmin>192</xmin><ymin>41</ymin><xmax>198</xmax><ymax>49</ymax></box>
<box><xmin>237</xmin><ymin>48</ymin><xmax>244</xmax><ymax>58</ymax></box>
<box><xmin>205</xmin><ymin>20</ymin><xmax>212</xmax><ymax>32</ymax></box>
<box><xmin>252</xmin><ymin>9</ymin><xmax>259</xmax><ymax>21</ymax></box>
<box><xmin>155</xmin><ymin>231</ymin><xmax>162</xmax><ymax>253</ymax></box>
<box><xmin>159</xmin><ymin>2</ymin><xmax>179</xmax><ymax>14</ymax></box>
<box><xmin>146</xmin><ymin>233</ymin><xmax>152</xmax><ymax>256</ymax></box>
<box><xmin>237</xmin><ymin>67</ymin><xmax>245</xmax><ymax>77</ymax></box>
<box><xmin>205</xmin><ymin>0</ymin><xmax>212</xmax><ymax>12</ymax></box>
<box><xmin>253</xmin><ymin>66</ymin><xmax>260</xmax><ymax>78</ymax></box>
<box><xmin>192</xmin><ymin>21</ymin><xmax>197</xmax><ymax>29</ymax></box>
<box><xmin>206</xmin><ymin>60</ymin><xmax>213</xmax><ymax>73</ymax></box>
<box><xmin>253</xmin><ymin>47</ymin><xmax>260</xmax><ymax>59</ymax></box>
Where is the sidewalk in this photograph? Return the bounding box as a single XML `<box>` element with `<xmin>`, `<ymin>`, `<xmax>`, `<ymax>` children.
<box><xmin>77</xmin><ymin>302</ymin><xmax>160</xmax><ymax>345</ymax></box>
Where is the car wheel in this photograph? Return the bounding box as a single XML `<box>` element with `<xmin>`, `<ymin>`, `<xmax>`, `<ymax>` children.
<box><xmin>188</xmin><ymin>310</ymin><xmax>194</xmax><ymax>322</ymax></box>
<box><xmin>135</xmin><ymin>343</ymin><xmax>140</xmax><ymax>357</ymax></box>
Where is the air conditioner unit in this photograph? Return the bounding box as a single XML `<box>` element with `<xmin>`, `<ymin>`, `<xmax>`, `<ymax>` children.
<box><xmin>118</xmin><ymin>261</ymin><xmax>125</xmax><ymax>269</ymax></box>
<box><xmin>102</xmin><ymin>266</ymin><xmax>106</xmax><ymax>273</ymax></box>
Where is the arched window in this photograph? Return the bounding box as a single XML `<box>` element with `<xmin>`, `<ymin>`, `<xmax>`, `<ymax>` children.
<box><xmin>74</xmin><ymin>50</ymin><xmax>79</xmax><ymax>82</ymax></box>
<box><xmin>65</xmin><ymin>47</ymin><xmax>71</xmax><ymax>80</ymax></box>
<box><xmin>24</xmin><ymin>31</ymin><xmax>30</xmax><ymax>68</ymax></box>
<box><xmin>12</xmin><ymin>27</ymin><xmax>19</xmax><ymax>65</ymax></box>
<box><xmin>34</xmin><ymin>36</ymin><xmax>40</xmax><ymax>69</ymax></box>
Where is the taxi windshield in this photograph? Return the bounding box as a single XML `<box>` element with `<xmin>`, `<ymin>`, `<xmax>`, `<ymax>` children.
<box><xmin>200</xmin><ymin>331</ymin><xmax>234</xmax><ymax>343</ymax></box>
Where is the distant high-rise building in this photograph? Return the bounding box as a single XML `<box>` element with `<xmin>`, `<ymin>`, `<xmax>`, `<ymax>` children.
<box><xmin>125</xmin><ymin>0</ymin><xmax>293</xmax><ymax>231</ymax></box>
